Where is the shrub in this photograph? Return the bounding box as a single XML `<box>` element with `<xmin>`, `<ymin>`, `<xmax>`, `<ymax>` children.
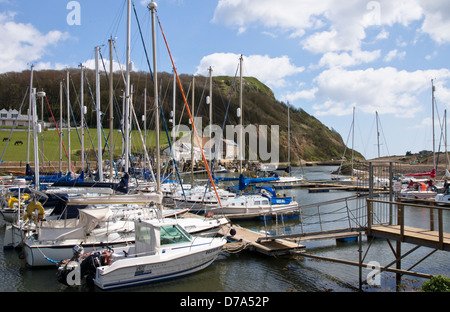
<box><xmin>421</xmin><ymin>275</ymin><xmax>450</xmax><ymax>292</ymax></box>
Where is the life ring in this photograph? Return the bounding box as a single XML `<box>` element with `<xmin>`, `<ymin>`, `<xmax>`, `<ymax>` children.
<box><xmin>23</xmin><ymin>201</ymin><xmax>45</xmax><ymax>222</ymax></box>
<box><xmin>8</xmin><ymin>197</ymin><xmax>19</xmax><ymax>209</ymax></box>
<box><xmin>20</xmin><ymin>193</ymin><xmax>30</xmax><ymax>202</ymax></box>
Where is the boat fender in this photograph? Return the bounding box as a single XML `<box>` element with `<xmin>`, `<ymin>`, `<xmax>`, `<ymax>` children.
<box><xmin>8</xmin><ymin>197</ymin><xmax>19</xmax><ymax>209</ymax></box>
<box><xmin>20</xmin><ymin>193</ymin><xmax>30</xmax><ymax>202</ymax></box>
<box><xmin>23</xmin><ymin>201</ymin><xmax>45</xmax><ymax>222</ymax></box>
<box><xmin>230</xmin><ymin>228</ymin><xmax>236</xmax><ymax>236</ymax></box>
<box><xmin>205</xmin><ymin>212</ymin><xmax>214</xmax><ymax>218</ymax></box>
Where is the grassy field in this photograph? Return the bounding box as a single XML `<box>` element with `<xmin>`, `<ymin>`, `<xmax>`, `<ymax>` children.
<box><xmin>0</xmin><ymin>128</ymin><xmax>169</xmax><ymax>162</ymax></box>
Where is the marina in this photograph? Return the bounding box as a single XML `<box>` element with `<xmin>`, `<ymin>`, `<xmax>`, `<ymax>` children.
<box><xmin>1</xmin><ymin>165</ymin><xmax>449</xmax><ymax>293</ymax></box>
<box><xmin>0</xmin><ymin>1</ymin><xmax>449</xmax><ymax>298</ymax></box>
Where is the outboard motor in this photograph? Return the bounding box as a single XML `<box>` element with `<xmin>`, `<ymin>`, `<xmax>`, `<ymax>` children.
<box><xmin>57</xmin><ymin>244</ymin><xmax>112</xmax><ymax>287</ymax></box>
<box><xmin>57</xmin><ymin>244</ymin><xmax>86</xmax><ymax>286</ymax></box>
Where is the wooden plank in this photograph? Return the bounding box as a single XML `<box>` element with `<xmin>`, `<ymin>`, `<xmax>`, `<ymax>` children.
<box><xmin>219</xmin><ymin>224</ymin><xmax>305</xmax><ymax>256</ymax></box>
<box><xmin>370</xmin><ymin>225</ymin><xmax>450</xmax><ymax>251</ymax></box>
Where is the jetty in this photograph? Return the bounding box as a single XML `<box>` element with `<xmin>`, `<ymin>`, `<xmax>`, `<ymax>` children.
<box><xmin>220</xmin><ymin>224</ymin><xmax>305</xmax><ymax>256</ymax></box>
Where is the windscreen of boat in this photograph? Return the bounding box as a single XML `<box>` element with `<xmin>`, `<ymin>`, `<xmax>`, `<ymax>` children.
<box><xmin>160</xmin><ymin>225</ymin><xmax>192</xmax><ymax>245</ymax></box>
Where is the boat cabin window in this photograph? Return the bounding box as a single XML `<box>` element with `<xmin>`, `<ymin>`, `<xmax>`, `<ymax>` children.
<box><xmin>136</xmin><ymin>222</ymin><xmax>152</xmax><ymax>245</ymax></box>
<box><xmin>254</xmin><ymin>201</ymin><xmax>261</xmax><ymax>205</ymax></box>
<box><xmin>160</xmin><ymin>225</ymin><xmax>192</xmax><ymax>245</ymax></box>
<box><xmin>262</xmin><ymin>200</ymin><xmax>269</xmax><ymax>206</ymax></box>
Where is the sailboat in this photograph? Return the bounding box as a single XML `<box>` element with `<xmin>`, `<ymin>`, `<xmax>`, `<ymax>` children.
<box><xmin>54</xmin><ymin>3</ymin><xmax>226</xmax><ymax>290</ymax></box>
<box><xmin>200</xmin><ymin>56</ymin><xmax>299</xmax><ymax>219</ymax></box>
<box><xmin>400</xmin><ymin>79</ymin><xmax>440</xmax><ymax>199</ymax></box>
<box><xmin>271</xmin><ymin>102</ymin><xmax>305</xmax><ymax>189</ymax></box>
<box><xmin>57</xmin><ymin>218</ymin><xmax>226</xmax><ymax>290</ymax></box>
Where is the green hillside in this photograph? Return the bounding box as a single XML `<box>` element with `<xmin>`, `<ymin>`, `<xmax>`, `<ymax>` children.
<box><xmin>0</xmin><ymin>69</ymin><xmax>364</xmax><ymax>163</ymax></box>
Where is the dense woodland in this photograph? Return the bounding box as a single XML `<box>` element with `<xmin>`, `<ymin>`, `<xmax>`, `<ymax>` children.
<box><xmin>0</xmin><ymin>69</ymin><xmax>364</xmax><ymax>162</ymax></box>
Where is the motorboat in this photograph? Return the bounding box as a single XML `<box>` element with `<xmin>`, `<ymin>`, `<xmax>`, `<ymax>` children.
<box><xmin>399</xmin><ymin>180</ymin><xmax>437</xmax><ymax>199</ymax></box>
<box><xmin>56</xmin><ymin>218</ymin><xmax>226</xmax><ymax>290</ymax></box>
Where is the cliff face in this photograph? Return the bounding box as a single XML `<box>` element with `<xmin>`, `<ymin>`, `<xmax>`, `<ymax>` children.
<box><xmin>0</xmin><ymin>69</ymin><xmax>363</xmax><ymax>162</ymax></box>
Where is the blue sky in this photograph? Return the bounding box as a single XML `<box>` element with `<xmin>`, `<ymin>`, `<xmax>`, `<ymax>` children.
<box><xmin>2</xmin><ymin>0</ymin><xmax>450</xmax><ymax>160</ymax></box>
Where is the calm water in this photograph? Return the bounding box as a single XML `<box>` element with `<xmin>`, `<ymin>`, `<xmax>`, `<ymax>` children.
<box><xmin>1</xmin><ymin>166</ymin><xmax>449</xmax><ymax>294</ymax></box>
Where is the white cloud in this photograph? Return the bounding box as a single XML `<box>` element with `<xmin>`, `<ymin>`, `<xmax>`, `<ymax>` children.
<box><xmin>376</xmin><ymin>29</ymin><xmax>389</xmax><ymax>40</ymax></box>
<box><xmin>0</xmin><ymin>12</ymin><xmax>69</xmax><ymax>73</ymax></box>
<box><xmin>419</xmin><ymin>0</ymin><xmax>450</xmax><ymax>44</ymax></box>
<box><xmin>383</xmin><ymin>49</ymin><xmax>406</xmax><ymax>62</ymax></box>
<box><xmin>196</xmin><ymin>53</ymin><xmax>304</xmax><ymax>89</ymax></box>
<box><xmin>212</xmin><ymin>0</ymin><xmax>331</xmax><ymax>37</ymax></box>
<box><xmin>283</xmin><ymin>87</ymin><xmax>318</xmax><ymax>103</ymax></box>
<box><xmin>311</xmin><ymin>67</ymin><xmax>450</xmax><ymax>118</ymax></box>
<box><xmin>83</xmin><ymin>58</ymin><xmax>134</xmax><ymax>73</ymax></box>
<box><xmin>318</xmin><ymin>49</ymin><xmax>381</xmax><ymax>68</ymax></box>
<box><xmin>212</xmin><ymin>0</ymin><xmax>450</xmax><ymax>52</ymax></box>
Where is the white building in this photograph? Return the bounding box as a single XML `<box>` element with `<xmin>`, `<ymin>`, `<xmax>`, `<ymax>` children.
<box><xmin>0</xmin><ymin>108</ymin><xmax>29</xmax><ymax>127</ymax></box>
<box><xmin>162</xmin><ymin>133</ymin><xmax>238</xmax><ymax>162</ymax></box>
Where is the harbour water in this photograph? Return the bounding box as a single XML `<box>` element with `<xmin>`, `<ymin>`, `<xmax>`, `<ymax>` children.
<box><xmin>0</xmin><ymin>166</ymin><xmax>449</xmax><ymax>293</ymax></box>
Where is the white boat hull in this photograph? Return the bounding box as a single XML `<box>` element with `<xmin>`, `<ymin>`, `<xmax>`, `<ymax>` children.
<box><xmin>211</xmin><ymin>202</ymin><xmax>299</xmax><ymax>218</ymax></box>
<box><xmin>94</xmin><ymin>240</ymin><xmax>225</xmax><ymax>290</ymax></box>
<box><xmin>22</xmin><ymin>217</ymin><xmax>226</xmax><ymax>267</ymax></box>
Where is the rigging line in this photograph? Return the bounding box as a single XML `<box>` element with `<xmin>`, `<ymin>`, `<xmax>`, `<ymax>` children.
<box><xmin>210</xmin><ymin>62</ymin><xmax>240</xmax><ymax>176</ymax></box>
<box><xmin>157</xmin><ymin>14</ymin><xmax>222</xmax><ymax>206</ymax></box>
<box><xmin>0</xmin><ymin>87</ymin><xmax>29</xmax><ymax>164</ymax></box>
<box><xmin>68</xmin><ymin>74</ymin><xmax>94</xmax><ymax>175</ymax></box>
<box><xmin>44</xmin><ymin>94</ymin><xmax>76</xmax><ymax>175</ymax></box>
<box><xmin>84</xmin><ymin>71</ymin><xmax>124</xmax><ymax>177</ymax></box>
<box><xmin>377</xmin><ymin>115</ymin><xmax>390</xmax><ymax>156</ymax></box>
<box><xmin>66</xmin><ymin>79</ymin><xmax>93</xmax><ymax>176</ymax></box>
<box><xmin>133</xmin><ymin>4</ymin><xmax>186</xmax><ymax>197</ymax></box>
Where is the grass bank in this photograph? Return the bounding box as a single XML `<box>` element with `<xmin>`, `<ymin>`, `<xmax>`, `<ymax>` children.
<box><xmin>0</xmin><ymin>128</ymin><xmax>169</xmax><ymax>162</ymax></box>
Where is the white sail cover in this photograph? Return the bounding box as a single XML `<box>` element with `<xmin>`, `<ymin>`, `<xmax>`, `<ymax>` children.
<box><xmin>37</xmin><ymin>207</ymin><xmax>112</xmax><ymax>241</ymax></box>
<box><xmin>66</xmin><ymin>192</ymin><xmax>163</xmax><ymax>205</ymax></box>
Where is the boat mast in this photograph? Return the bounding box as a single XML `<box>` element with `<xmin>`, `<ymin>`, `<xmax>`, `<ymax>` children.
<box><xmin>149</xmin><ymin>1</ymin><xmax>160</xmax><ymax>192</ymax></box>
<box><xmin>351</xmin><ymin>106</ymin><xmax>355</xmax><ymax>176</ymax></box>
<box><xmin>239</xmin><ymin>54</ymin><xmax>243</xmax><ymax>175</ymax></box>
<box><xmin>95</xmin><ymin>46</ymin><xmax>103</xmax><ymax>181</ymax></box>
<box><xmin>288</xmin><ymin>101</ymin><xmax>290</xmax><ymax>176</ymax></box>
<box><xmin>376</xmin><ymin>111</ymin><xmax>380</xmax><ymax>158</ymax></box>
<box><xmin>59</xmin><ymin>81</ymin><xmax>62</xmax><ymax>173</ymax></box>
<box><xmin>26</xmin><ymin>65</ymin><xmax>33</xmax><ymax>165</ymax></box>
<box><xmin>173</xmin><ymin>70</ymin><xmax>176</xmax><ymax>180</ymax></box>
<box><xmin>191</xmin><ymin>75</ymin><xmax>195</xmax><ymax>187</ymax></box>
<box><xmin>66</xmin><ymin>70</ymin><xmax>71</xmax><ymax>173</ymax></box>
<box><xmin>208</xmin><ymin>66</ymin><xmax>213</xmax><ymax>172</ymax></box>
<box><xmin>124</xmin><ymin>0</ymin><xmax>131</xmax><ymax>174</ymax></box>
<box><xmin>432</xmin><ymin>79</ymin><xmax>436</xmax><ymax>170</ymax></box>
<box><xmin>31</xmin><ymin>88</ymin><xmax>39</xmax><ymax>190</ymax></box>
<box><xmin>80</xmin><ymin>63</ymin><xmax>85</xmax><ymax>173</ymax></box>
<box><xmin>109</xmin><ymin>38</ymin><xmax>114</xmax><ymax>180</ymax></box>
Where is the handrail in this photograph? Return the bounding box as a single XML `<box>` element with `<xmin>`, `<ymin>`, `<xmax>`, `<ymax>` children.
<box><xmin>366</xmin><ymin>198</ymin><xmax>448</xmax><ymax>250</ymax></box>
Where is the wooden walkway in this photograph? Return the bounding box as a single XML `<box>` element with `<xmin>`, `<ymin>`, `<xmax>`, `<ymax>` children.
<box><xmin>367</xmin><ymin>198</ymin><xmax>450</xmax><ymax>251</ymax></box>
<box><xmin>219</xmin><ymin>224</ymin><xmax>305</xmax><ymax>256</ymax></box>
<box><xmin>369</xmin><ymin>225</ymin><xmax>450</xmax><ymax>251</ymax></box>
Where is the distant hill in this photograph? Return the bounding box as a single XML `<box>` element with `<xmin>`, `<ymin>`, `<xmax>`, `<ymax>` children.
<box><xmin>0</xmin><ymin>69</ymin><xmax>364</xmax><ymax>163</ymax></box>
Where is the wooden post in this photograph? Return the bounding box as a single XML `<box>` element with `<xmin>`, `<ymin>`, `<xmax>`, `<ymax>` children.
<box><xmin>367</xmin><ymin>199</ymin><xmax>373</xmax><ymax>236</ymax></box>
<box><xmin>430</xmin><ymin>202</ymin><xmax>435</xmax><ymax>231</ymax></box>
<box><xmin>438</xmin><ymin>208</ymin><xmax>443</xmax><ymax>250</ymax></box>
<box><xmin>397</xmin><ymin>200</ymin><xmax>404</xmax><ymax>241</ymax></box>
<box><xmin>396</xmin><ymin>241</ymin><xmax>402</xmax><ymax>290</ymax></box>
<box><xmin>358</xmin><ymin>231</ymin><xmax>363</xmax><ymax>292</ymax></box>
